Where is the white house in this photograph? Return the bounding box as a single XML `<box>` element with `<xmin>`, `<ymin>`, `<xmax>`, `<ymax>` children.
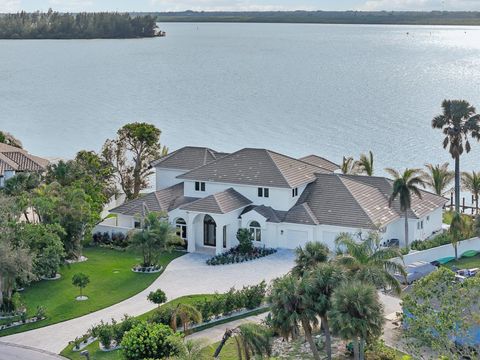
<box><xmin>103</xmin><ymin>146</ymin><xmax>448</xmax><ymax>254</ymax></box>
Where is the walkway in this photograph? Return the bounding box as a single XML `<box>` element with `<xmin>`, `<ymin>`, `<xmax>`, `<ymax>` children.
<box><xmin>2</xmin><ymin>250</ymin><xmax>296</xmax><ymax>354</ymax></box>
<box><xmin>0</xmin><ymin>341</ymin><xmax>67</xmax><ymax>360</ymax></box>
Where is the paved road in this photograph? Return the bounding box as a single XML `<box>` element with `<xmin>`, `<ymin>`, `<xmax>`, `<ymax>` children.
<box><xmin>2</xmin><ymin>250</ymin><xmax>296</xmax><ymax>354</ymax></box>
<box><xmin>0</xmin><ymin>342</ymin><xmax>67</xmax><ymax>360</ymax></box>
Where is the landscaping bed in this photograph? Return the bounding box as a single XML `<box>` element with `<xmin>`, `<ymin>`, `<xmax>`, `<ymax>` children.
<box><xmin>206</xmin><ymin>246</ymin><xmax>276</xmax><ymax>265</ymax></box>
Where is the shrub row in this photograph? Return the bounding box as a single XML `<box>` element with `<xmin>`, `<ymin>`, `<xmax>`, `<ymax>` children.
<box><xmin>206</xmin><ymin>246</ymin><xmax>277</xmax><ymax>266</ymax></box>
<box><xmin>92</xmin><ymin>232</ymin><xmax>129</xmax><ymax>248</ymax></box>
<box><xmin>80</xmin><ymin>315</ymin><xmax>139</xmax><ymax>350</ymax></box>
<box><xmin>411</xmin><ymin>233</ymin><xmax>452</xmax><ymax>251</ymax></box>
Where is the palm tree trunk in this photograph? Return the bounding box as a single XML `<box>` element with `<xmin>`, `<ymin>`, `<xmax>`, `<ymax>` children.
<box><xmin>321</xmin><ymin>316</ymin><xmax>332</xmax><ymax>360</ymax></box>
<box><xmin>359</xmin><ymin>338</ymin><xmax>365</xmax><ymax>360</ymax></box>
<box><xmin>353</xmin><ymin>338</ymin><xmax>360</xmax><ymax>360</ymax></box>
<box><xmin>214</xmin><ymin>329</ymin><xmax>234</xmax><ymax>358</ymax></box>
<box><xmin>455</xmin><ymin>156</ymin><xmax>460</xmax><ymax>213</ymax></box>
<box><xmin>301</xmin><ymin>318</ymin><xmax>321</xmax><ymax>360</ymax></box>
<box><xmin>404</xmin><ymin>209</ymin><xmax>409</xmax><ymax>250</ymax></box>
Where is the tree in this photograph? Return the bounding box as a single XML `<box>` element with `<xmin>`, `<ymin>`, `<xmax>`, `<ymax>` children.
<box><xmin>72</xmin><ymin>272</ymin><xmax>90</xmax><ymax>298</ymax></box>
<box><xmin>147</xmin><ymin>289</ymin><xmax>167</xmax><ymax>307</ymax></box>
<box><xmin>386</xmin><ymin>168</ymin><xmax>426</xmax><ymax>250</ymax></box>
<box><xmin>237</xmin><ymin>228</ymin><xmax>253</xmax><ymax>254</ymax></box>
<box><xmin>357</xmin><ymin>151</ymin><xmax>374</xmax><ymax>176</ymax></box>
<box><xmin>432</xmin><ymin>100</ymin><xmax>480</xmax><ymax>212</ymax></box>
<box><xmin>121</xmin><ymin>321</ymin><xmax>184</xmax><ymax>360</ymax></box>
<box><xmin>170</xmin><ymin>303</ymin><xmax>202</xmax><ymax>334</ymax></box>
<box><xmin>334</xmin><ymin>231</ymin><xmax>406</xmax><ymax>295</ymax></box>
<box><xmin>306</xmin><ymin>263</ymin><xmax>345</xmax><ymax>360</ymax></box>
<box><xmin>129</xmin><ymin>211</ymin><xmax>182</xmax><ymax>267</ymax></box>
<box><xmin>423</xmin><ymin>163</ymin><xmax>454</xmax><ymax>196</ymax></box>
<box><xmin>475</xmin><ymin>215</ymin><xmax>480</xmax><ymax>237</ymax></box>
<box><xmin>174</xmin><ymin>339</ymin><xmax>206</xmax><ymax>360</ymax></box>
<box><xmin>3</xmin><ymin>172</ymin><xmax>41</xmax><ymax>223</ymax></box>
<box><xmin>102</xmin><ymin>122</ymin><xmax>167</xmax><ymax>200</ymax></box>
<box><xmin>449</xmin><ymin>212</ymin><xmax>465</xmax><ymax>260</ymax></box>
<box><xmin>341</xmin><ymin>156</ymin><xmax>359</xmax><ymax>175</ymax></box>
<box><xmin>268</xmin><ymin>274</ymin><xmax>321</xmax><ymax>360</ymax></box>
<box><xmin>292</xmin><ymin>241</ymin><xmax>329</xmax><ymax>277</ymax></box>
<box><xmin>0</xmin><ymin>131</ymin><xmax>22</xmax><ymax>148</ymax></box>
<box><xmin>461</xmin><ymin>171</ymin><xmax>480</xmax><ymax>213</ymax></box>
<box><xmin>329</xmin><ymin>281</ymin><xmax>384</xmax><ymax>360</ymax></box>
<box><xmin>214</xmin><ymin>323</ymin><xmax>272</xmax><ymax>360</ymax></box>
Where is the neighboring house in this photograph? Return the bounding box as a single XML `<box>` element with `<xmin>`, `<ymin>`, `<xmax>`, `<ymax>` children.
<box><xmin>103</xmin><ymin>146</ymin><xmax>447</xmax><ymax>254</ymax></box>
<box><xmin>0</xmin><ymin>143</ymin><xmax>49</xmax><ymax>187</ymax></box>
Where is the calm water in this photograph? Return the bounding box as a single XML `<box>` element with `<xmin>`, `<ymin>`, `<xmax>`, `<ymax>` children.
<box><xmin>1</xmin><ymin>23</ymin><xmax>480</xmax><ymax>175</ymax></box>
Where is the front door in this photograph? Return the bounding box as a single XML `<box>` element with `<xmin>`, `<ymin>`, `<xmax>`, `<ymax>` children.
<box><xmin>203</xmin><ymin>215</ymin><xmax>216</xmax><ymax>246</ymax></box>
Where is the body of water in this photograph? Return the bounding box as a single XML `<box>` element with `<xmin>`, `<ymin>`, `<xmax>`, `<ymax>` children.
<box><xmin>1</xmin><ymin>22</ymin><xmax>480</xmax><ymax>174</ymax></box>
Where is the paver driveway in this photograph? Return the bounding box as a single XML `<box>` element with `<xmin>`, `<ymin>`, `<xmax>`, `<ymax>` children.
<box><xmin>2</xmin><ymin>250</ymin><xmax>296</xmax><ymax>354</ymax></box>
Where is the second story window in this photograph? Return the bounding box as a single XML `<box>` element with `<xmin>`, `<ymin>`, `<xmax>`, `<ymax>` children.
<box><xmin>195</xmin><ymin>181</ymin><xmax>206</xmax><ymax>192</ymax></box>
<box><xmin>292</xmin><ymin>187</ymin><xmax>298</xmax><ymax>197</ymax></box>
<box><xmin>258</xmin><ymin>187</ymin><xmax>269</xmax><ymax>198</ymax></box>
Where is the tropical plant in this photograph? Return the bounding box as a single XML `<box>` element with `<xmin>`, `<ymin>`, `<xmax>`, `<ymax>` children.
<box><xmin>71</xmin><ymin>272</ymin><xmax>90</xmax><ymax>298</ymax></box>
<box><xmin>268</xmin><ymin>274</ymin><xmax>321</xmax><ymax>360</ymax></box>
<box><xmin>357</xmin><ymin>150</ymin><xmax>374</xmax><ymax>176</ymax></box>
<box><xmin>432</xmin><ymin>99</ymin><xmax>480</xmax><ymax>212</ymax></box>
<box><xmin>385</xmin><ymin>167</ymin><xmax>426</xmax><ymax>249</ymax></box>
<box><xmin>170</xmin><ymin>303</ymin><xmax>202</xmax><ymax>334</ymax></box>
<box><xmin>174</xmin><ymin>339</ymin><xmax>207</xmax><ymax>360</ymax></box>
<box><xmin>334</xmin><ymin>231</ymin><xmax>406</xmax><ymax>295</ymax></box>
<box><xmin>423</xmin><ymin>162</ymin><xmax>454</xmax><ymax>196</ymax></box>
<box><xmin>214</xmin><ymin>323</ymin><xmax>272</xmax><ymax>360</ymax></box>
<box><xmin>341</xmin><ymin>156</ymin><xmax>359</xmax><ymax>175</ymax></box>
<box><xmin>449</xmin><ymin>211</ymin><xmax>465</xmax><ymax>259</ymax></box>
<box><xmin>148</xmin><ymin>289</ymin><xmax>167</xmax><ymax>307</ymax></box>
<box><xmin>306</xmin><ymin>263</ymin><xmax>345</xmax><ymax>360</ymax></box>
<box><xmin>461</xmin><ymin>171</ymin><xmax>480</xmax><ymax>213</ymax></box>
<box><xmin>292</xmin><ymin>241</ymin><xmax>329</xmax><ymax>277</ymax></box>
<box><xmin>329</xmin><ymin>281</ymin><xmax>384</xmax><ymax>360</ymax></box>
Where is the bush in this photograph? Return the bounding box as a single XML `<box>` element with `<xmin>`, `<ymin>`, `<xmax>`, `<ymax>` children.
<box><xmin>121</xmin><ymin>322</ymin><xmax>184</xmax><ymax>360</ymax></box>
<box><xmin>149</xmin><ymin>306</ymin><xmax>175</xmax><ymax>326</ymax></box>
<box><xmin>95</xmin><ymin>321</ymin><xmax>114</xmax><ymax>349</ymax></box>
<box><xmin>113</xmin><ymin>315</ymin><xmax>140</xmax><ymax>343</ymax></box>
<box><xmin>237</xmin><ymin>228</ymin><xmax>253</xmax><ymax>254</ymax></box>
<box><xmin>92</xmin><ymin>232</ymin><xmax>129</xmax><ymax>248</ymax></box>
<box><xmin>365</xmin><ymin>340</ymin><xmax>402</xmax><ymax>360</ymax></box>
<box><xmin>411</xmin><ymin>233</ymin><xmax>452</xmax><ymax>251</ymax></box>
<box><xmin>35</xmin><ymin>305</ymin><xmax>46</xmax><ymax>319</ymax></box>
<box><xmin>206</xmin><ymin>245</ymin><xmax>276</xmax><ymax>266</ymax></box>
<box><xmin>242</xmin><ymin>281</ymin><xmax>267</xmax><ymax>309</ymax></box>
<box><xmin>147</xmin><ymin>289</ymin><xmax>167</xmax><ymax>306</ymax></box>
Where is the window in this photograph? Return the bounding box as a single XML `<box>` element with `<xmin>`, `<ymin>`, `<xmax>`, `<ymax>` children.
<box><xmin>258</xmin><ymin>188</ymin><xmax>269</xmax><ymax>198</ymax></box>
<box><xmin>134</xmin><ymin>220</ymin><xmax>141</xmax><ymax>229</ymax></box>
<box><xmin>249</xmin><ymin>221</ymin><xmax>261</xmax><ymax>242</ymax></box>
<box><xmin>223</xmin><ymin>225</ymin><xmax>227</xmax><ymax>248</ymax></box>
<box><xmin>427</xmin><ymin>216</ymin><xmax>430</xmax><ymax>221</ymax></box>
<box><xmin>175</xmin><ymin>218</ymin><xmax>187</xmax><ymax>240</ymax></box>
<box><xmin>292</xmin><ymin>187</ymin><xmax>298</xmax><ymax>197</ymax></box>
<box><xmin>195</xmin><ymin>181</ymin><xmax>206</xmax><ymax>192</ymax></box>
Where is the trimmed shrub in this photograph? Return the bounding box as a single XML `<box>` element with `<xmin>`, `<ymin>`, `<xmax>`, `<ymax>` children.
<box><xmin>237</xmin><ymin>228</ymin><xmax>254</xmax><ymax>254</ymax></box>
<box><xmin>206</xmin><ymin>245</ymin><xmax>276</xmax><ymax>266</ymax></box>
<box><xmin>411</xmin><ymin>233</ymin><xmax>452</xmax><ymax>251</ymax></box>
<box><xmin>147</xmin><ymin>289</ymin><xmax>167</xmax><ymax>306</ymax></box>
<box><xmin>242</xmin><ymin>281</ymin><xmax>267</xmax><ymax>309</ymax></box>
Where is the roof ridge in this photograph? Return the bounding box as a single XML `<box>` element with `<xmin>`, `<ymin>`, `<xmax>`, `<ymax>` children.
<box><xmin>265</xmin><ymin>150</ymin><xmax>292</xmax><ymax>188</ymax></box>
<box><xmin>300</xmin><ymin>154</ymin><xmax>340</xmax><ymax>167</ymax></box>
<box><xmin>267</xmin><ymin>149</ymin><xmax>330</xmax><ymax>173</ymax></box>
<box><xmin>300</xmin><ymin>203</ymin><xmax>320</xmax><ymax>225</ymax></box>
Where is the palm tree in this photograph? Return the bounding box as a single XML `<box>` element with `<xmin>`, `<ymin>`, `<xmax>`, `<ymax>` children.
<box><xmin>214</xmin><ymin>323</ymin><xmax>272</xmax><ymax>360</ymax></box>
<box><xmin>423</xmin><ymin>163</ymin><xmax>454</xmax><ymax>196</ymax></box>
<box><xmin>268</xmin><ymin>274</ymin><xmax>321</xmax><ymax>360</ymax></box>
<box><xmin>175</xmin><ymin>339</ymin><xmax>206</xmax><ymax>360</ymax></box>
<box><xmin>334</xmin><ymin>232</ymin><xmax>406</xmax><ymax>295</ymax></box>
<box><xmin>306</xmin><ymin>263</ymin><xmax>345</xmax><ymax>360</ymax></box>
<box><xmin>432</xmin><ymin>100</ymin><xmax>480</xmax><ymax>212</ymax></box>
<box><xmin>385</xmin><ymin>168</ymin><xmax>426</xmax><ymax>250</ymax></box>
<box><xmin>357</xmin><ymin>151</ymin><xmax>374</xmax><ymax>176</ymax></box>
<box><xmin>462</xmin><ymin>171</ymin><xmax>480</xmax><ymax>214</ymax></box>
<box><xmin>449</xmin><ymin>212</ymin><xmax>465</xmax><ymax>260</ymax></box>
<box><xmin>170</xmin><ymin>303</ymin><xmax>202</xmax><ymax>334</ymax></box>
<box><xmin>329</xmin><ymin>281</ymin><xmax>384</xmax><ymax>360</ymax></box>
<box><xmin>341</xmin><ymin>156</ymin><xmax>359</xmax><ymax>175</ymax></box>
<box><xmin>292</xmin><ymin>241</ymin><xmax>329</xmax><ymax>277</ymax></box>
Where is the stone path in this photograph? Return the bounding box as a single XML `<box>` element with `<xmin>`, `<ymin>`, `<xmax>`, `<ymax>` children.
<box><xmin>2</xmin><ymin>250</ymin><xmax>296</xmax><ymax>354</ymax></box>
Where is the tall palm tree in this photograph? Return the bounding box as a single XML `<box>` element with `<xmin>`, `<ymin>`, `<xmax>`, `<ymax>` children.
<box><xmin>329</xmin><ymin>281</ymin><xmax>384</xmax><ymax>360</ymax></box>
<box><xmin>462</xmin><ymin>171</ymin><xmax>480</xmax><ymax>214</ymax></box>
<box><xmin>432</xmin><ymin>99</ymin><xmax>480</xmax><ymax>212</ymax></box>
<box><xmin>423</xmin><ymin>163</ymin><xmax>454</xmax><ymax>196</ymax></box>
<box><xmin>385</xmin><ymin>168</ymin><xmax>426</xmax><ymax>250</ymax></box>
<box><xmin>334</xmin><ymin>232</ymin><xmax>406</xmax><ymax>295</ymax></box>
<box><xmin>306</xmin><ymin>263</ymin><xmax>345</xmax><ymax>360</ymax></box>
<box><xmin>341</xmin><ymin>156</ymin><xmax>360</xmax><ymax>175</ymax></box>
<box><xmin>357</xmin><ymin>151</ymin><xmax>374</xmax><ymax>176</ymax></box>
<box><xmin>449</xmin><ymin>212</ymin><xmax>465</xmax><ymax>260</ymax></box>
<box><xmin>170</xmin><ymin>303</ymin><xmax>202</xmax><ymax>334</ymax></box>
<box><xmin>292</xmin><ymin>241</ymin><xmax>329</xmax><ymax>277</ymax></box>
<box><xmin>268</xmin><ymin>274</ymin><xmax>321</xmax><ymax>360</ymax></box>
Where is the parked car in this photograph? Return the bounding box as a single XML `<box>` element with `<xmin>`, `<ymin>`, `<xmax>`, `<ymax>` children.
<box><xmin>395</xmin><ymin>261</ymin><xmax>437</xmax><ymax>285</ymax></box>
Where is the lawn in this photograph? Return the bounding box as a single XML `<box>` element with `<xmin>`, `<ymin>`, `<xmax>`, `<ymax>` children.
<box><xmin>444</xmin><ymin>254</ymin><xmax>480</xmax><ymax>270</ymax></box>
<box><xmin>0</xmin><ymin>247</ymin><xmax>183</xmax><ymax>336</ymax></box>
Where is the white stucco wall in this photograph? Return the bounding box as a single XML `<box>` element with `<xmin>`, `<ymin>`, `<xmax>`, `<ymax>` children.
<box><xmin>155</xmin><ymin>168</ymin><xmax>186</xmax><ymax>190</ymax></box>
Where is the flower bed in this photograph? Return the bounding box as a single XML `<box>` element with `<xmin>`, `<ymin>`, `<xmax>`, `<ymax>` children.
<box><xmin>0</xmin><ymin>316</ymin><xmax>45</xmax><ymax>331</ymax></box>
<box><xmin>206</xmin><ymin>246</ymin><xmax>276</xmax><ymax>265</ymax></box>
<box><xmin>131</xmin><ymin>265</ymin><xmax>163</xmax><ymax>273</ymax></box>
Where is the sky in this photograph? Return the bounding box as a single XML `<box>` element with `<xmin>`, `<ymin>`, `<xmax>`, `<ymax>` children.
<box><xmin>2</xmin><ymin>0</ymin><xmax>480</xmax><ymax>13</ymax></box>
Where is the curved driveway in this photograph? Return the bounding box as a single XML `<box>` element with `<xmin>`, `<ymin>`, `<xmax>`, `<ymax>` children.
<box><xmin>2</xmin><ymin>250</ymin><xmax>296</xmax><ymax>354</ymax></box>
<box><xmin>0</xmin><ymin>342</ymin><xmax>67</xmax><ymax>360</ymax></box>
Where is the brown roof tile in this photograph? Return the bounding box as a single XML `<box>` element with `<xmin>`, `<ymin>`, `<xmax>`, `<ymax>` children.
<box><xmin>299</xmin><ymin>155</ymin><xmax>340</xmax><ymax>172</ymax></box>
<box><xmin>151</xmin><ymin>146</ymin><xmax>226</xmax><ymax>170</ymax></box>
<box><xmin>180</xmin><ymin>188</ymin><xmax>252</xmax><ymax>214</ymax></box>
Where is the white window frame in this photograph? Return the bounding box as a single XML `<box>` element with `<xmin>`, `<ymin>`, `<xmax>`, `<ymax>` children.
<box><xmin>249</xmin><ymin>221</ymin><xmax>262</xmax><ymax>242</ymax></box>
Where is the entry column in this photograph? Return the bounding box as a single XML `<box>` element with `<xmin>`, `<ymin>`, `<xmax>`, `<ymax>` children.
<box><xmin>215</xmin><ymin>222</ymin><xmax>224</xmax><ymax>255</ymax></box>
<box><xmin>186</xmin><ymin>215</ymin><xmax>196</xmax><ymax>253</ymax></box>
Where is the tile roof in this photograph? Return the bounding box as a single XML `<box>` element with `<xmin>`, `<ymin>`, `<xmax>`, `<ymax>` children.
<box><xmin>0</xmin><ymin>143</ymin><xmax>49</xmax><ymax>177</ymax></box>
<box><xmin>110</xmin><ymin>183</ymin><xmax>198</xmax><ymax>216</ymax></box>
<box><xmin>180</xmin><ymin>188</ymin><xmax>252</xmax><ymax>214</ymax></box>
<box><xmin>151</xmin><ymin>146</ymin><xmax>227</xmax><ymax>170</ymax></box>
<box><xmin>299</xmin><ymin>155</ymin><xmax>340</xmax><ymax>172</ymax></box>
<box><xmin>240</xmin><ymin>205</ymin><xmax>286</xmax><ymax>223</ymax></box>
<box><xmin>178</xmin><ymin>148</ymin><xmax>331</xmax><ymax>188</ymax></box>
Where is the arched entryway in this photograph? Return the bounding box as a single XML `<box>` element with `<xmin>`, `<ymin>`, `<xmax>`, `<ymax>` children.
<box><xmin>203</xmin><ymin>215</ymin><xmax>216</xmax><ymax>246</ymax></box>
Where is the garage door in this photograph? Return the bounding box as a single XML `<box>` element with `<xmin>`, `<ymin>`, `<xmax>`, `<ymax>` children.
<box><xmin>285</xmin><ymin>230</ymin><xmax>309</xmax><ymax>249</ymax></box>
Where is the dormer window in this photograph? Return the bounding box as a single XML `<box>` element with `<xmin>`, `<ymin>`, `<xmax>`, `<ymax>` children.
<box><xmin>258</xmin><ymin>187</ymin><xmax>269</xmax><ymax>198</ymax></box>
<box><xmin>195</xmin><ymin>181</ymin><xmax>205</xmax><ymax>192</ymax></box>
<box><xmin>292</xmin><ymin>187</ymin><xmax>298</xmax><ymax>197</ymax></box>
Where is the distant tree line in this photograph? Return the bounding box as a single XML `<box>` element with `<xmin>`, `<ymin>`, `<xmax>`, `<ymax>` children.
<box><xmin>0</xmin><ymin>9</ymin><xmax>159</xmax><ymax>39</ymax></box>
<box><xmin>150</xmin><ymin>10</ymin><xmax>480</xmax><ymax>26</ymax></box>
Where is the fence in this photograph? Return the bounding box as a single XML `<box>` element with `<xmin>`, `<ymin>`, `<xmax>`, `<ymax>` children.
<box><xmin>93</xmin><ymin>224</ymin><xmax>132</xmax><ymax>235</ymax></box>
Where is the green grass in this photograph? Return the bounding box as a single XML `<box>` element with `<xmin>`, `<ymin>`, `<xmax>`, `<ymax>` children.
<box><xmin>444</xmin><ymin>254</ymin><xmax>480</xmax><ymax>270</ymax></box>
<box><xmin>443</xmin><ymin>211</ymin><xmax>474</xmax><ymax>226</ymax></box>
<box><xmin>0</xmin><ymin>247</ymin><xmax>183</xmax><ymax>336</ymax></box>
